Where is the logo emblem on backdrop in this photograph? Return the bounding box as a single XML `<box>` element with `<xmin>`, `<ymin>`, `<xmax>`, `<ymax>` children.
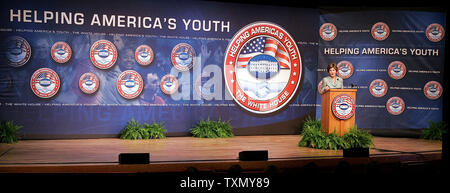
<box><xmin>79</xmin><ymin>72</ymin><xmax>100</xmax><ymax>94</ymax></box>
<box><xmin>337</xmin><ymin>60</ymin><xmax>354</xmax><ymax>79</ymax></box>
<box><xmin>4</xmin><ymin>36</ymin><xmax>31</xmax><ymax>67</ymax></box>
<box><xmin>426</xmin><ymin>23</ymin><xmax>445</xmax><ymax>42</ymax></box>
<box><xmin>224</xmin><ymin>22</ymin><xmax>302</xmax><ymax>114</ymax></box>
<box><xmin>171</xmin><ymin>43</ymin><xmax>196</xmax><ymax>71</ymax></box>
<box><xmin>424</xmin><ymin>81</ymin><xmax>442</xmax><ymax>100</ymax></box>
<box><xmin>386</xmin><ymin>96</ymin><xmax>405</xmax><ymax>115</ymax></box>
<box><xmin>371</xmin><ymin>22</ymin><xmax>390</xmax><ymax>41</ymax></box>
<box><xmin>51</xmin><ymin>41</ymin><xmax>72</xmax><ymax>63</ymax></box>
<box><xmin>116</xmin><ymin>70</ymin><xmax>143</xmax><ymax>99</ymax></box>
<box><xmin>160</xmin><ymin>74</ymin><xmax>179</xmax><ymax>95</ymax></box>
<box><xmin>135</xmin><ymin>45</ymin><xmax>154</xmax><ymax>66</ymax></box>
<box><xmin>331</xmin><ymin>94</ymin><xmax>356</xmax><ymax>120</ymax></box>
<box><xmin>319</xmin><ymin>23</ymin><xmax>338</xmax><ymax>41</ymax></box>
<box><xmin>388</xmin><ymin>61</ymin><xmax>406</xmax><ymax>80</ymax></box>
<box><xmin>90</xmin><ymin>40</ymin><xmax>118</xmax><ymax>69</ymax></box>
<box><xmin>30</xmin><ymin>68</ymin><xmax>60</xmax><ymax>98</ymax></box>
<box><xmin>369</xmin><ymin>79</ymin><xmax>388</xmax><ymax>97</ymax></box>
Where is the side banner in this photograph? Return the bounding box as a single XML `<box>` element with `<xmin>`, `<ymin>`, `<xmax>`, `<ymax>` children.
<box><xmin>317</xmin><ymin>10</ymin><xmax>445</xmax><ymax>130</ymax></box>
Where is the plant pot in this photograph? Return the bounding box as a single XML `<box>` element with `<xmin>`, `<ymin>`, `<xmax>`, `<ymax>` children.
<box><xmin>343</xmin><ymin>148</ymin><xmax>369</xmax><ymax>157</ymax></box>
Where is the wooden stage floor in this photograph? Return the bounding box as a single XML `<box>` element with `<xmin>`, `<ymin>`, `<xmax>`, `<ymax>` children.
<box><xmin>0</xmin><ymin>135</ymin><xmax>442</xmax><ymax>173</ymax></box>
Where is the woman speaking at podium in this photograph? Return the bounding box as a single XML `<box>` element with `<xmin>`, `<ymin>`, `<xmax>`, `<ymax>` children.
<box><xmin>320</xmin><ymin>63</ymin><xmax>343</xmax><ymax>94</ymax></box>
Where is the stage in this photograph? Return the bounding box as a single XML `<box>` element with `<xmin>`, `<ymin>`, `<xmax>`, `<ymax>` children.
<box><xmin>0</xmin><ymin>135</ymin><xmax>442</xmax><ymax>174</ymax></box>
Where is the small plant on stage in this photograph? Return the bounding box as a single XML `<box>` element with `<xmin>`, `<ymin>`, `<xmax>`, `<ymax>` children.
<box><xmin>0</xmin><ymin>120</ymin><xmax>22</xmax><ymax>144</ymax></box>
<box><xmin>143</xmin><ymin>122</ymin><xmax>166</xmax><ymax>139</ymax></box>
<box><xmin>191</xmin><ymin>118</ymin><xmax>234</xmax><ymax>138</ymax></box>
<box><xmin>298</xmin><ymin>120</ymin><xmax>346</xmax><ymax>150</ymax></box>
<box><xmin>342</xmin><ymin>125</ymin><xmax>374</xmax><ymax>149</ymax></box>
<box><xmin>298</xmin><ymin>119</ymin><xmax>374</xmax><ymax>150</ymax></box>
<box><xmin>120</xmin><ymin>119</ymin><xmax>166</xmax><ymax>140</ymax></box>
<box><xmin>421</xmin><ymin>120</ymin><xmax>447</xmax><ymax>140</ymax></box>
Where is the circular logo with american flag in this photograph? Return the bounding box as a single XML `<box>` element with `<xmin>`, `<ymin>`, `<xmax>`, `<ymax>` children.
<box><xmin>171</xmin><ymin>43</ymin><xmax>195</xmax><ymax>71</ymax></box>
<box><xmin>426</xmin><ymin>23</ymin><xmax>445</xmax><ymax>42</ymax></box>
<box><xmin>51</xmin><ymin>41</ymin><xmax>72</xmax><ymax>63</ymax></box>
<box><xmin>4</xmin><ymin>36</ymin><xmax>31</xmax><ymax>67</ymax></box>
<box><xmin>337</xmin><ymin>60</ymin><xmax>354</xmax><ymax>79</ymax></box>
<box><xmin>160</xmin><ymin>74</ymin><xmax>179</xmax><ymax>95</ymax></box>
<box><xmin>388</xmin><ymin>61</ymin><xmax>406</xmax><ymax>80</ymax></box>
<box><xmin>424</xmin><ymin>81</ymin><xmax>442</xmax><ymax>100</ymax></box>
<box><xmin>117</xmin><ymin>70</ymin><xmax>143</xmax><ymax>99</ymax></box>
<box><xmin>386</xmin><ymin>97</ymin><xmax>405</xmax><ymax>115</ymax></box>
<box><xmin>90</xmin><ymin>40</ymin><xmax>118</xmax><ymax>69</ymax></box>
<box><xmin>30</xmin><ymin>68</ymin><xmax>60</xmax><ymax>98</ymax></box>
<box><xmin>79</xmin><ymin>72</ymin><xmax>99</xmax><ymax>94</ymax></box>
<box><xmin>224</xmin><ymin>22</ymin><xmax>302</xmax><ymax>114</ymax></box>
<box><xmin>135</xmin><ymin>45</ymin><xmax>154</xmax><ymax>66</ymax></box>
<box><xmin>371</xmin><ymin>22</ymin><xmax>390</xmax><ymax>41</ymax></box>
<box><xmin>320</xmin><ymin>23</ymin><xmax>337</xmax><ymax>41</ymax></box>
<box><xmin>369</xmin><ymin>79</ymin><xmax>388</xmax><ymax>97</ymax></box>
<box><xmin>331</xmin><ymin>94</ymin><xmax>356</xmax><ymax>120</ymax></box>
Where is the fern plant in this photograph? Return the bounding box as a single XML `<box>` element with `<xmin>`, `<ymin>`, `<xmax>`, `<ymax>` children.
<box><xmin>298</xmin><ymin>119</ymin><xmax>373</xmax><ymax>150</ymax></box>
<box><xmin>191</xmin><ymin>118</ymin><xmax>234</xmax><ymax>138</ymax></box>
<box><xmin>143</xmin><ymin>122</ymin><xmax>166</xmax><ymax>139</ymax></box>
<box><xmin>120</xmin><ymin>119</ymin><xmax>166</xmax><ymax>140</ymax></box>
<box><xmin>0</xmin><ymin>120</ymin><xmax>22</xmax><ymax>143</ymax></box>
<box><xmin>421</xmin><ymin>120</ymin><xmax>447</xmax><ymax>140</ymax></box>
<box><xmin>342</xmin><ymin>126</ymin><xmax>374</xmax><ymax>149</ymax></box>
<box><xmin>298</xmin><ymin>123</ymin><xmax>346</xmax><ymax>150</ymax></box>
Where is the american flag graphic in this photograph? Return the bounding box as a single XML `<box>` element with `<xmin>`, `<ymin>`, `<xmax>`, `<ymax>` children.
<box><xmin>94</xmin><ymin>44</ymin><xmax>114</xmax><ymax>55</ymax></box>
<box><xmin>237</xmin><ymin>37</ymin><xmax>290</xmax><ymax>69</ymax></box>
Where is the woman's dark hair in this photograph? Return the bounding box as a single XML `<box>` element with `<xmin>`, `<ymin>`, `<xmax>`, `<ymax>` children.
<box><xmin>327</xmin><ymin>63</ymin><xmax>338</xmax><ymax>72</ymax></box>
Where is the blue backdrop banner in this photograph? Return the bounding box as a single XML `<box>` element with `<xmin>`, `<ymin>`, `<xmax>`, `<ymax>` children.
<box><xmin>317</xmin><ymin>10</ymin><xmax>445</xmax><ymax>129</ymax></box>
<box><xmin>0</xmin><ymin>0</ymin><xmax>319</xmax><ymax>137</ymax></box>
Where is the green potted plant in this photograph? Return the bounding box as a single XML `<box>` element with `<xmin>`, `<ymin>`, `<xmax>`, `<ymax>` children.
<box><xmin>341</xmin><ymin>126</ymin><xmax>374</xmax><ymax>157</ymax></box>
<box><xmin>0</xmin><ymin>120</ymin><xmax>22</xmax><ymax>144</ymax></box>
<box><xmin>191</xmin><ymin>118</ymin><xmax>234</xmax><ymax>138</ymax></box>
<box><xmin>421</xmin><ymin>120</ymin><xmax>446</xmax><ymax>141</ymax></box>
<box><xmin>120</xmin><ymin>119</ymin><xmax>166</xmax><ymax>140</ymax></box>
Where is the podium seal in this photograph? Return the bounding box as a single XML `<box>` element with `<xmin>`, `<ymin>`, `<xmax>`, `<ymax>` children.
<box><xmin>331</xmin><ymin>94</ymin><xmax>356</xmax><ymax>120</ymax></box>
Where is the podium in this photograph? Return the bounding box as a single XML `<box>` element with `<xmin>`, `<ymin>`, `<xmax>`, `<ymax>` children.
<box><xmin>321</xmin><ymin>89</ymin><xmax>357</xmax><ymax>136</ymax></box>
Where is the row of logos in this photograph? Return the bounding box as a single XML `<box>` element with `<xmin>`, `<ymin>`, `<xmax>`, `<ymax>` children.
<box><xmin>4</xmin><ymin>36</ymin><xmax>196</xmax><ymax>71</ymax></box>
<box><xmin>318</xmin><ymin>60</ymin><xmax>443</xmax><ymax>100</ymax></box>
<box><xmin>332</xmin><ymin>60</ymin><xmax>408</xmax><ymax>80</ymax></box>
<box><xmin>318</xmin><ymin>78</ymin><xmax>442</xmax><ymax>100</ymax></box>
<box><xmin>31</xmin><ymin>68</ymin><xmax>179</xmax><ymax>99</ymax></box>
<box><xmin>320</xmin><ymin>22</ymin><xmax>445</xmax><ymax>42</ymax></box>
<box><xmin>332</xmin><ymin>93</ymin><xmax>406</xmax><ymax>118</ymax></box>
